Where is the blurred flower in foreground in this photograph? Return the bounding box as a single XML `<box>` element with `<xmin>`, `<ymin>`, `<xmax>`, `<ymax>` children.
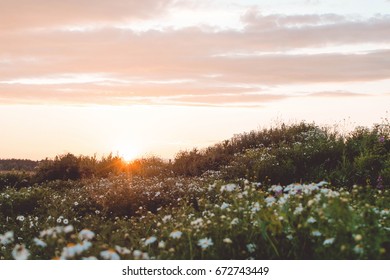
<box><xmin>100</xmin><ymin>249</ymin><xmax>120</xmax><ymax>260</ymax></box>
<box><xmin>33</xmin><ymin>238</ymin><xmax>47</xmax><ymax>247</ymax></box>
<box><xmin>144</xmin><ymin>236</ymin><xmax>157</xmax><ymax>246</ymax></box>
<box><xmin>78</xmin><ymin>229</ymin><xmax>95</xmax><ymax>241</ymax></box>
<box><xmin>223</xmin><ymin>238</ymin><xmax>232</xmax><ymax>244</ymax></box>
<box><xmin>169</xmin><ymin>230</ymin><xmax>182</xmax><ymax>239</ymax></box>
<box><xmin>12</xmin><ymin>244</ymin><xmax>30</xmax><ymax>260</ymax></box>
<box><xmin>0</xmin><ymin>231</ymin><xmax>14</xmax><ymax>245</ymax></box>
<box><xmin>323</xmin><ymin>238</ymin><xmax>335</xmax><ymax>246</ymax></box>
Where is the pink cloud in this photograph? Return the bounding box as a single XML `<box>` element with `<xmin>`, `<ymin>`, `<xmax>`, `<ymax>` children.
<box><xmin>1</xmin><ymin>5</ymin><xmax>390</xmax><ymax>106</ymax></box>
<box><xmin>0</xmin><ymin>0</ymin><xmax>175</xmax><ymax>30</ymax></box>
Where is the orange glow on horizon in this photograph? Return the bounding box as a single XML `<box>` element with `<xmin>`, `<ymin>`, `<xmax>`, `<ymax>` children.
<box><xmin>113</xmin><ymin>143</ymin><xmax>142</xmax><ymax>162</ymax></box>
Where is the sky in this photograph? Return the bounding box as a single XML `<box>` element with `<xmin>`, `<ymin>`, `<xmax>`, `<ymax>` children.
<box><xmin>0</xmin><ymin>0</ymin><xmax>389</xmax><ymax>161</ymax></box>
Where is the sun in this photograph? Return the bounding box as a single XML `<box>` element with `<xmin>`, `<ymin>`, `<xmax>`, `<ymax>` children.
<box><xmin>113</xmin><ymin>144</ymin><xmax>142</xmax><ymax>162</ymax></box>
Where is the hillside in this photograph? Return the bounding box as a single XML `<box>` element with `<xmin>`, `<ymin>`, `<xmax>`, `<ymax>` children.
<box><xmin>0</xmin><ymin>121</ymin><xmax>389</xmax><ymax>259</ymax></box>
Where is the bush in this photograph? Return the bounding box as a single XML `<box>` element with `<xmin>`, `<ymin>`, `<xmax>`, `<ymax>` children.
<box><xmin>34</xmin><ymin>153</ymin><xmax>82</xmax><ymax>182</ymax></box>
<box><xmin>0</xmin><ymin>172</ymin><xmax>32</xmax><ymax>190</ymax></box>
<box><xmin>0</xmin><ymin>187</ymin><xmax>45</xmax><ymax>216</ymax></box>
<box><xmin>33</xmin><ymin>153</ymin><xmax>133</xmax><ymax>183</ymax></box>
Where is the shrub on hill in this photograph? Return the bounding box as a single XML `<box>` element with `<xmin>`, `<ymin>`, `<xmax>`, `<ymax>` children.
<box><xmin>173</xmin><ymin>121</ymin><xmax>390</xmax><ymax>188</ymax></box>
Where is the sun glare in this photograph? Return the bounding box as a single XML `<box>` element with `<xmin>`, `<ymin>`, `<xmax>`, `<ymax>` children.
<box><xmin>113</xmin><ymin>144</ymin><xmax>142</xmax><ymax>162</ymax></box>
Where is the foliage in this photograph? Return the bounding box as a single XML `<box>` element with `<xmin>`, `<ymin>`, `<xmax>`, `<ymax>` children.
<box><xmin>0</xmin><ymin>172</ymin><xmax>32</xmax><ymax>191</ymax></box>
<box><xmin>0</xmin><ymin>177</ymin><xmax>389</xmax><ymax>260</ymax></box>
<box><xmin>1</xmin><ymin>120</ymin><xmax>390</xmax><ymax>260</ymax></box>
<box><xmin>173</xmin><ymin>121</ymin><xmax>389</xmax><ymax>188</ymax></box>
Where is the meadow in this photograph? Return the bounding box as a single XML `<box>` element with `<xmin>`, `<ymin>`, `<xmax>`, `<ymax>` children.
<box><xmin>0</xmin><ymin>121</ymin><xmax>389</xmax><ymax>260</ymax></box>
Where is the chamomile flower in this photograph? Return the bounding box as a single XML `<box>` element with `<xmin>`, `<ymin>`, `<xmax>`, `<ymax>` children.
<box><xmin>251</xmin><ymin>202</ymin><xmax>261</xmax><ymax>212</ymax></box>
<box><xmin>223</xmin><ymin>238</ymin><xmax>232</xmax><ymax>244</ymax></box>
<box><xmin>12</xmin><ymin>244</ymin><xmax>30</xmax><ymax>260</ymax></box>
<box><xmin>64</xmin><ymin>225</ymin><xmax>74</xmax><ymax>233</ymax></box>
<box><xmin>16</xmin><ymin>216</ymin><xmax>25</xmax><ymax>222</ymax></box>
<box><xmin>133</xmin><ymin>250</ymin><xmax>142</xmax><ymax>259</ymax></box>
<box><xmin>169</xmin><ymin>230</ymin><xmax>183</xmax><ymax>239</ymax></box>
<box><xmin>197</xmin><ymin>238</ymin><xmax>213</xmax><ymax>249</ymax></box>
<box><xmin>354</xmin><ymin>234</ymin><xmax>363</xmax><ymax>242</ymax></box>
<box><xmin>33</xmin><ymin>238</ymin><xmax>47</xmax><ymax>247</ymax></box>
<box><xmin>353</xmin><ymin>245</ymin><xmax>364</xmax><ymax>254</ymax></box>
<box><xmin>82</xmin><ymin>256</ymin><xmax>98</xmax><ymax>260</ymax></box>
<box><xmin>220</xmin><ymin>184</ymin><xmax>237</xmax><ymax>192</ymax></box>
<box><xmin>191</xmin><ymin>218</ymin><xmax>204</xmax><ymax>228</ymax></box>
<box><xmin>115</xmin><ymin>245</ymin><xmax>131</xmax><ymax>255</ymax></box>
<box><xmin>323</xmin><ymin>238</ymin><xmax>335</xmax><ymax>246</ymax></box>
<box><xmin>293</xmin><ymin>204</ymin><xmax>304</xmax><ymax>215</ymax></box>
<box><xmin>0</xmin><ymin>231</ymin><xmax>14</xmax><ymax>245</ymax></box>
<box><xmin>162</xmin><ymin>215</ymin><xmax>172</xmax><ymax>223</ymax></box>
<box><xmin>100</xmin><ymin>249</ymin><xmax>120</xmax><ymax>260</ymax></box>
<box><xmin>265</xmin><ymin>196</ymin><xmax>276</xmax><ymax>207</ymax></box>
<box><xmin>311</xmin><ymin>231</ymin><xmax>322</xmax><ymax>237</ymax></box>
<box><xmin>246</xmin><ymin>243</ymin><xmax>257</xmax><ymax>253</ymax></box>
<box><xmin>144</xmin><ymin>236</ymin><xmax>157</xmax><ymax>246</ymax></box>
<box><xmin>220</xmin><ymin>202</ymin><xmax>230</xmax><ymax>210</ymax></box>
<box><xmin>158</xmin><ymin>241</ymin><xmax>166</xmax><ymax>249</ymax></box>
<box><xmin>78</xmin><ymin>229</ymin><xmax>95</xmax><ymax>241</ymax></box>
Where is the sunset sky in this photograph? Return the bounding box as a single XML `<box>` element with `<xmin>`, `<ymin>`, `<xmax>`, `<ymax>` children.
<box><xmin>1</xmin><ymin>0</ymin><xmax>389</xmax><ymax>160</ymax></box>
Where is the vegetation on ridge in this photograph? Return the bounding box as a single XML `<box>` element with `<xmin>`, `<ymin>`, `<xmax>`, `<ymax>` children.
<box><xmin>0</xmin><ymin>120</ymin><xmax>389</xmax><ymax>259</ymax></box>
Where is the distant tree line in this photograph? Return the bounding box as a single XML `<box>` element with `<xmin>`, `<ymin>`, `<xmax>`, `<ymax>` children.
<box><xmin>0</xmin><ymin>159</ymin><xmax>39</xmax><ymax>171</ymax></box>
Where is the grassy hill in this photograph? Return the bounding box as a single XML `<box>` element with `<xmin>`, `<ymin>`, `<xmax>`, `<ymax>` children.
<box><xmin>0</xmin><ymin>121</ymin><xmax>389</xmax><ymax>259</ymax></box>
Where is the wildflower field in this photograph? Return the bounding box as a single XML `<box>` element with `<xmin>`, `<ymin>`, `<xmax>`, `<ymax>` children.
<box><xmin>1</xmin><ymin>122</ymin><xmax>389</xmax><ymax>259</ymax></box>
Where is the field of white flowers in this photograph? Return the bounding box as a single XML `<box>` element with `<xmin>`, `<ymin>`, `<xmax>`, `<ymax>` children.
<box><xmin>1</xmin><ymin>121</ymin><xmax>389</xmax><ymax>259</ymax></box>
<box><xmin>1</xmin><ymin>172</ymin><xmax>389</xmax><ymax>260</ymax></box>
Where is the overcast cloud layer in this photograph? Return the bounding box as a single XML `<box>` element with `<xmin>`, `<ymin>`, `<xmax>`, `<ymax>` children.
<box><xmin>1</xmin><ymin>0</ymin><xmax>390</xmax><ymax>106</ymax></box>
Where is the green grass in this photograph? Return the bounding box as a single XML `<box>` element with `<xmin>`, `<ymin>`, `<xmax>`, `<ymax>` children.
<box><xmin>0</xmin><ymin>175</ymin><xmax>389</xmax><ymax>260</ymax></box>
<box><xmin>0</xmin><ymin>121</ymin><xmax>389</xmax><ymax>259</ymax></box>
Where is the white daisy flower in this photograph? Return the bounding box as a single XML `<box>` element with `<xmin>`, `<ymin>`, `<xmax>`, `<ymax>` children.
<box><xmin>64</xmin><ymin>225</ymin><xmax>74</xmax><ymax>233</ymax></box>
<box><xmin>311</xmin><ymin>231</ymin><xmax>322</xmax><ymax>237</ymax></box>
<box><xmin>265</xmin><ymin>196</ymin><xmax>276</xmax><ymax>207</ymax></box>
<box><xmin>162</xmin><ymin>215</ymin><xmax>172</xmax><ymax>223</ymax></box>
<box><xmin>323</xmin><ymin>238</ymin><xmax>335</xmax><ymax>245</ymax></box>
<box><xmin>223</xmin><ymin>238</ymin><xmax>232</xmax><ymax>244</ymax></box>
<box><xmin>220</xmin><ymin>184</ymin><xmax>237</xmax><ymax>192</ymax></box>
<box><xmin>100</xmin><ymin>249</ymin><xmax>120</xmax><ymax>260</ymax></box>
<box><xmin>0</xmin><ymin>231</ymin><xmax>14</xmax><ymax>245</ymax></box>
<box><xmin>78</xmin><ymin>229</ymin><xmax>95</xmax><ymax>241</ymax></box>
<box><xmin>82</xmin><ymin>256</ymin><xmax>98</xmax><ymax>260</ymax></box>
<box><xmin>169</xmin><ymin>230</ymin><xmax>183</xmax><ymax>239</ymax></box>
<box><xmin>220</xmin><ymin>202</ymin><xmax>230</xmax><ymax>210</ymax></box>
<box><xmin>133</xmin><ymin>250</ymin><xmax>142</xmax><ymax>259</ymax></box>
<box><xmin>144</xmin><ymin>236</ymin><xmax>157</xmax><ymax>246</ymax></box>
<box><xmin>246</xmin><ymin>243</ymin><xmax>257</xmax><ymax>253</ymax></box>
<box><xmin>33</xmin><ymin>238</ymin><xmax>47</xmax><ymax>247</ymax></box>
<box><xmin>115</xmin><ymin>245</ymin><xmax>131</xmax><ymax>255</ymax></box>
<box><xmin>197</xmin><ymin>238</ymin><xmax>213</xmax><ymax>249</ymax></box>
<box><xmin>158</xmin><ymin>241</ymin><xmax>166</xmax><ymax>249</ymax></box>
<box><xmin>16</xmin><ymin>216</ymin><xmax>25</xmax><ymax>222</ymax></box>
<box><xmin>12</xmin><ymin>244</ymin><xmax>30</xmax><ymax>260</ymax></box>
